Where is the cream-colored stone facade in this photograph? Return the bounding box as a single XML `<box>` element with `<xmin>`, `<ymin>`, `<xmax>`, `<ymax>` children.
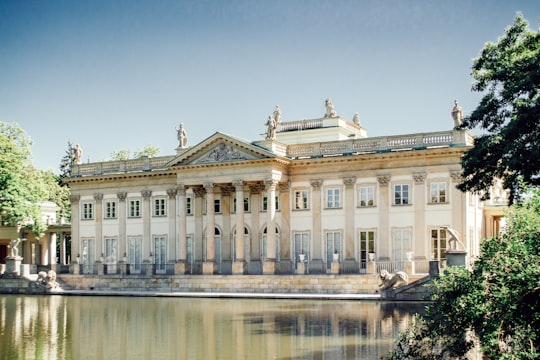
<box><xmin>66</xmin><ymin>115</ymin><xmax>506</xmax><ymax>275</ymax></box>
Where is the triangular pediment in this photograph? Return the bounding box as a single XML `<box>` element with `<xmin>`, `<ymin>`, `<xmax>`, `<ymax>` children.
<box><xmin>166</xmin><ymin>132</ymin><xmax>276</xmax><ymax>167</ymax></box>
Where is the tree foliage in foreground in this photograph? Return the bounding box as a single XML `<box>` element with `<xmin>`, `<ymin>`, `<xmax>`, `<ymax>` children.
<box><xmin>389</xmin><ymin>188</ymin><xmax>540</xmax><ymax>359</ymax></box>
<box><xmin>0</xmin><ymin>122</ymin><xmax>69</xmax><ymax>235</ymax></box>
<box><xmin>458</xmin><ymin>14</ymin><xmax>540</xmax><ymax>203</ymax></box>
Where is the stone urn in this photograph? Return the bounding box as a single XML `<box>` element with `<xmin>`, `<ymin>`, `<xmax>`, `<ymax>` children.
<box><xmin>332</xmin><ymin>252</ymin><xmax>339</xmax><ymax>262</ymax></box>
<box><xmin>368</xmin><ymin>252</ymin><xmax>375</xmax><ymax>262</ymax></box>
<box><xmin>299</xmin><ymin>253</ymin><xmax>305</xmax><ymax>262</ymax></box>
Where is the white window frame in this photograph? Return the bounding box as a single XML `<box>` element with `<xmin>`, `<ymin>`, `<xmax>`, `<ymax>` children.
<box><xmin>358</xmin><ymin>185</ymin><xmax>375</xmax><ymax>207</ymax></box>
<box><xmin>128</xmin><ymin>199</ymin><xmax>141</xmax><ymax>218</ymax></box>
<box><xmin>262</xmin><ymin>195</ymin><xmax>280</xmax><ymax>212</ymax></box>
<box><xmin>104</xmin><ymin>200</ymin><xmax>117</xmax><ymax>219</ymax></box>
<box><xmin>392</xmin><ymin>228</ymin><xmax>412</xmax><ymax>262</ymax></box>
<box><xmin>186</xmin><ymin>196</ymin><xmax>193</xmax><ymax>215</ymax></box>
<box><xmin>429</xmin><ymin>181</ymin><xmax>447</xmax><ymax>204</ymax></box>
<box><xmin>431</xmin><ymin>227</ymin><xmax>447</xmax><ymax>261</ymax></box>
<box><xmin>293</xmin><ymin>189</ymin><xmax>309</xmax><ymax>210</ymax></box>
<box><xmin>358</xmin><ymin>229</ymin><xmax>376</xmax><ymax>262</ymax></box>
<box><xmin>81</xmin><ymin>202</ymin><xmax>94</xmax><ymax>220</ymax></box>
<box><xmin>153</xmin><ymin>197</ymin><xmax>167</xmax><ymax>217</ymax></box>
<box><xmin>233</xmin><ymin>196</ymin><xmax>250</xmax><ymax>213</ymax></box>
<box><xmin>394</xmin><ymin>183</ymin><xmax>410</xmax><ymax>206</ymax></box>
<box><xmin>325</xmin><ymin>187</ymin><xmax>341</xmax><ymax>209</ymax></box>
<box><xmin>153</xmin><ymin>235</ymin><xmax>167</xmax><ymax>274</ymax></box>
<box><xmin>325</xmin><ymin>230</ymin><xmax>342</xmax><ymax>270</ymax></box>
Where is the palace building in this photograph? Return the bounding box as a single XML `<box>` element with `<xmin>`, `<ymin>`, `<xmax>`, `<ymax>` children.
<box><xmin>65</xmin><ymin>101</ymin><xmax>507</xmax><ymax>276</ymax></box>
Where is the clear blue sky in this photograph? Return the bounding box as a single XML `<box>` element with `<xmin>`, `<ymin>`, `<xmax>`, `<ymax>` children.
<box><xmin>1</xmin><ymin>1</ymin><xmax>539</xmax><ymax>172</ymax></box>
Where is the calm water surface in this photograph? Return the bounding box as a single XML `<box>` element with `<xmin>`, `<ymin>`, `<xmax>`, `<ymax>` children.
<box><xmin>0</xmin><ymin>295</ymin><xmax>425</xmax><ymax>359</ymax></box>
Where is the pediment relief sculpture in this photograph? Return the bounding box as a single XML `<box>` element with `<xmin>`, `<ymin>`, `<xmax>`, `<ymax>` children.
<box><xmin>192</xmin><ymin>143</ymin><xmax>255</xmax><ymax>164</ymax></box>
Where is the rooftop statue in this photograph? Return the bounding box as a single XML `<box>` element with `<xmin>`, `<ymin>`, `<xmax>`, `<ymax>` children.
<box><xmin>265</xmin><ymin>115</ymin><xmax>277</xmax><ymax>140</ymax></box>
<box><xmin>177</xmin><ymin>123</ymin><xmax>188</xmax><ymax>149</ymax></box>
<box><xmin>273</xmin><ymin>105</ymin><xmax>281</xmax><ymax>124</ymax></box>
<box><xmin>451</xmin><ymin>99</ymin><xmax>463</xmax><ymax>128</ymax></box>
<box><xmin>74</xmin><ymin>144</ymin><xmax>83</xmax><ymax>165</ymax></box>
<box><xmin>352</xmin><ymin>112</ymin><xmax>361</xmax><ymax>126</ymax></box>
<box><xmin>325</xmin><ymin>98</ymin><xmax>337</xmax><ymax>118</ymax></box>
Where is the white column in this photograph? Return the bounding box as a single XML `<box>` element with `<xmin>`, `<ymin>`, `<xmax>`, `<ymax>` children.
<box><xmin>94</xmin><ymin>193</ymin><xmax>103</xmax><ymax>261</ymax></box>
<box><xmin>343</xmin><ymin>176</ymin><xmax>356</xmax><ymax>260</ymax></box>
<box><xmin>203</xmin><ymin>183</ymin><xmax>216</xmax><ymax>275</ymax></box>
<box><xmin>117</xmin><ymin>192</ymin><xmax>127</xmax><ymax>261</ymax></box>
<box><xmin>141</xmin><ymin>190</ymin><xmax>152</xmax><ymax>259</ymax></box>
<box><xmin>377</xmin><ymin>175</ymin><xmax>391</xmax><ymax>261</ymax></box>
<box><xmin>177</xmin><ymin>186</ymin><xmax>187</xmax><ymax>261</ymax></box>
<box><xmin>263</xmin><ymin>179</ymin><xmax>278</xmax><ymax>274</ymax></box>
<box><xmin>69</xmin><ymin>195</ymin><xmax>80</xmax><ymax>269</ymax></box>
<box><xmin>233</xmin><ymin>181</ymin><xmax>247</xmax><ymax>275</ymax></box>
<box><xmin>167</xmin><ymin>188</ymin><xmax>177</xmax><ymax>264</ymax></box>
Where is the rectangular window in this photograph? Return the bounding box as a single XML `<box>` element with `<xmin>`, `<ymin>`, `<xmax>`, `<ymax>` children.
<box><xmin>214</xmin><ymin>199</ymin><xmax>221</xmax><ymax>213</ymax></box>
<box><xmin>153</xmin><ymin>198</ymin><xmax>166</xmax><ymax>216</ymax></box>
<box><xmin>359</xmin><ymin>230</ymin><xmax>376</xmax><ymax>263</ymax></box>
<box><xmin>359</xmin><ymin>186</ymin><xmax>375</xmax><ymax>207</ymax></box>
<box><xmin>154</xmin><ymin>235</ymin><xmax>167</xmax><ymax>274</ymax></box>
<box><xmin>326</xmin><ymin>231</ymin><xmax>341</xmax><ymax>270</ymax></box>
<box><xmin>186</xmin><ymin>197</ymin><xmax>193</xmax><ymax>215</ymax></box>
<box><xmin>105</xmin><ymin>201</ymin><xmax>116</xmax><ymax>219</ymax></box>
<box><xmin>128</xmin><ymin>236</ymin><xmax>142</xmax><ymax>273</ymax></box>
<box><xmin>393</xmin><ymin>229</ymin><xmax>412</xmax><ymax>261</ymax></box>
<box><xmin>394</xmin><ymin>184</ymin><xmax>410</xmax><ymax>205</ymax></box>
<box><xmin>294</xmin><ymin>190</ymin><xmax>309</xmax><ymax>210</ymax></box>
<box><xmin>431</xmin><ymin>228</ymin><xmax>447</xmax><ymax>261</ymax></box>
<box><xmin>82</xmin><ymin>202</ymin><xmax>93</xmax><ymax>220</ymax></box>
<box><xmin>262</xmin><ymin>195</ymin><xmax>280</xmax><ymax>211</ymax></box>
<box><xmin>326</xmin><ymin>188</ymin><xmax>341</xmax><ymax>208</ymax></box>
<box><xmin>129</xmin><ymin>200</ymin><xmax>141</xmax><ymax>218</ymax></box>
<box><xmin>294</xmin><ymin>232</ymin><xmax>310</xmax><ymax>266</ymax></box>
<box><xmin>234</xmin><ymin>197</ymin><xmax>250</xmax><ymax>212</ymax></box>
<box><xmin>430</xmin><ymin>182</ymin><xmax>447</xmax><ymax>203</ymax></box>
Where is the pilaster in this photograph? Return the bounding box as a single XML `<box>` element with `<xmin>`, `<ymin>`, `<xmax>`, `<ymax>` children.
<box><xmin>413</xmin><ymin>172</ymin><xmax>426</xmax><ymax>260</ymax></box>
<box><xmin>167</xmin><ymin>188</ymin><xmax>178</xmax><ymax>265</ymax></box>
<box><xmin>343</xmin><ymin>176</ymin><xmax>356</xmax><ymax>259</ymax></box>
<box><xmin>377</xmin><ymin>175</ymin><xmax>391</xmax><ymax>261</ymax></box>
<box><xmin>70</xmin><ymin>195</ymin><xmax>80</xmax><ymax>269</ymax></box>
<box><xmin>310</xmin><ymin>179</ymin><xmax>322</xmax><ymax>261</ymax></box>
<box><xmin>117</xmin><ymin>191</ymin><xmax>127</xmax><ymax>263</ymax></box>
<box><xmin>141</xmin><ymin>190</ymin><xmax>152</xmax><ymax>260</ymax></box>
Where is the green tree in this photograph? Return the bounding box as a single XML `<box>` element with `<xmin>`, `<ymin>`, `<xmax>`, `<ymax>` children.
<box><xmin>108</xmin><ymin>145</ymin><xmax>160</xmax><ymax>161</ymax></box>
<box><xmin>0</xmin><ymin>122</ymin><xmax>47</xmax><ymax>235</ymax></box>
<box><xmin>59</xmin><ymin>141</ymin><xmax>77</xmax><ymax>178</ymax></box>
<box><xmin>458</xmin><ymin>14</ymin><xmax>540</xmax><ymax>202</ymax></box>
<box><xmin>109</xmin><ymin>149</ymin><xmax>131</xmax><ymax>161</ymax></box>
<box><xmin>134</xmin><ymin>144</ymin><xmax>160</xmax><ymax>158</ymax></box>
<box><xmin>389</xmin><ymin>188</ymin><xmax>540</xmax><ymax>359</ymax></box>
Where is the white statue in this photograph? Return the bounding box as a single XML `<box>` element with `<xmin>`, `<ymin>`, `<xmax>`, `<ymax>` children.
<box><xmin>9</xmin><ymin>238</ymin><xmax>20</xmax><ymax>258</ymax></box>
<box><xmin>451</xmin><ymin>100</ymin><xmax>463</xmax><ymax>128</ymax></box>
<box><xmin>325</xmin><ymin>98</ymin><xmax>336</xmax><ymax>118</ymax></box>
<box><xmin>352</xmin><ymin>112</ymin><xmax>360</xmax><ymax>126</ymax></box>
<box><xmin>442</xmin><ymin>226</ymin><xmax>466</xmax><ymax>250</ymax></box>
<box><xmin>379</xmin><ymin>270</ymin><xmax>409</xmax><ymax>290</ymax></box>
<box><xmin>177</xmin><ymin>123</ymin><xmax>188</xmax><ymax>148</ymax></box>
<box><xmin>265</xmin><ymin>115</ymin><xmax>277</xmax><ymax>140</ymax></box>
<box><xmin>273</xmin><ymin>105</ymin><xmax>281</xmax><ymax>124</ymax></box>
<box><xmin>74</xmin><ymin>144</ymin><xmax>83</xmax><ymax>165</ymax></box>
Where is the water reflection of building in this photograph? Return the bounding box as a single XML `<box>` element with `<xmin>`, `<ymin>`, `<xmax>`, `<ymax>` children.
<box><xmin>65</xmin><ymin>102</ymin><xmax>507</xmax><ymax>276</ymax></box>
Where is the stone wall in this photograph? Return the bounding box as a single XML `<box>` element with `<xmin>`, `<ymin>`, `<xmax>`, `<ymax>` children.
<box><xmin>57</xmin><ymin>274</ymin><xmax>426</xmax><ymax>294</ymax></box>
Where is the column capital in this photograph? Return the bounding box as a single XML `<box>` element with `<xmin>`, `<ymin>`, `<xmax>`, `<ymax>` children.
<box><xmin>220</xmin><ymin>185</ymin><xmax>234</xmax><ymax>196</ymax></box>
<box><xmin>265</xmin><ymin>179</ymin><xmax>278</xmax><ymax>190</ymax></box>
<box><xmin>449</xmin><ymin>170</ymin><xmax>461</xmax><ymax>183</ymax></box>
<box><xmin>141</xmin><ymin>190</ymin><xmax>152</xmax><ymax>199</ymax></box>
<box><xmin>193</xmin><ymin>187</ymin><xmax>205</xmax><ymax>198</ymax></box>
<box><xmin>233</xmin><ymin>180</ymin><xmax>244</xmax><ymax>189</ymax></box>
<box><xmin>343</xmin><ymin>176</ymin><xmax>356</xmax><ymax>188</ymax></box>
<box><xmin>177</xmin><ymin>185</ymin><xmax>187</xmax><ymax>196</ymax></box>
<box><xmin>310</xmin><ymin>179</ymin><xmax>322</xmax><ymax>190</ymax></box>
<box><xmin>278</xmin><ymin>181</ymin><xmax>291</xmax><ymax>193</ymax></box>
<box><xmin>93</xmin><ymin>193</ymin><xmax>103</xmax><ymax>201</ymax></box>
<box><xmin>377</xmin><ymin>175</ymin><xmax>391</xmax><ymax>187</ymax></box>
<box><xmin>117</xmin><ymin>191</ymin><xmax>127</xmax><ymax>201</ymax></box>
<box><xmin>70</xmin><ymin>194</ymin><xmax>80</xmax><ymax>204</ymax></box>
<box><xmin>203</xmin><ymin>182</ymin><xmax>215</xmax><ymax>193</ymax></box>
<box><xmin>413</xmin><ymin>172</ymin><xmax>426</xmax><ymax>184</ymax></box>
<box><xmin>166</xmin><ymin>188</ymin><xmax>178</xmax><ymax>199</ymax></box>
<box><xmin>248</xmin><ymin>183</ymin><xmax>263</xmax><ymax>194</ymax></box>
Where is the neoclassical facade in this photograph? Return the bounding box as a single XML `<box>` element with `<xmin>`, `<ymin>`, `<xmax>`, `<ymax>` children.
<box><xmin>66</xmin><ymin>105</ymin><xmax>507</xmax><ymax>275</ymax></box>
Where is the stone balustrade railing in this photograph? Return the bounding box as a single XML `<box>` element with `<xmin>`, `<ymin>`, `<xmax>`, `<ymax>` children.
<box><xmin>71</xmin><ymin>130</ymin><xmax>473</xmax><ymax>177</ymax></box>
<box><xmin>71</xmin><ymin>155</ymin><xmax>175</xmax><ymax>177</ymax></box>
<box><xmin>287</xmin><ymin>130</ymin><xmax>473</xmax><ymax>158</ymax></box>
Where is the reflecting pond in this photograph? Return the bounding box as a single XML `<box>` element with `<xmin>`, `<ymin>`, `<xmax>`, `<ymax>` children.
<box><xmin>0</xmin><ymin>295</ymin><xmax>426</xmax><ymax>359</ymax></box>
